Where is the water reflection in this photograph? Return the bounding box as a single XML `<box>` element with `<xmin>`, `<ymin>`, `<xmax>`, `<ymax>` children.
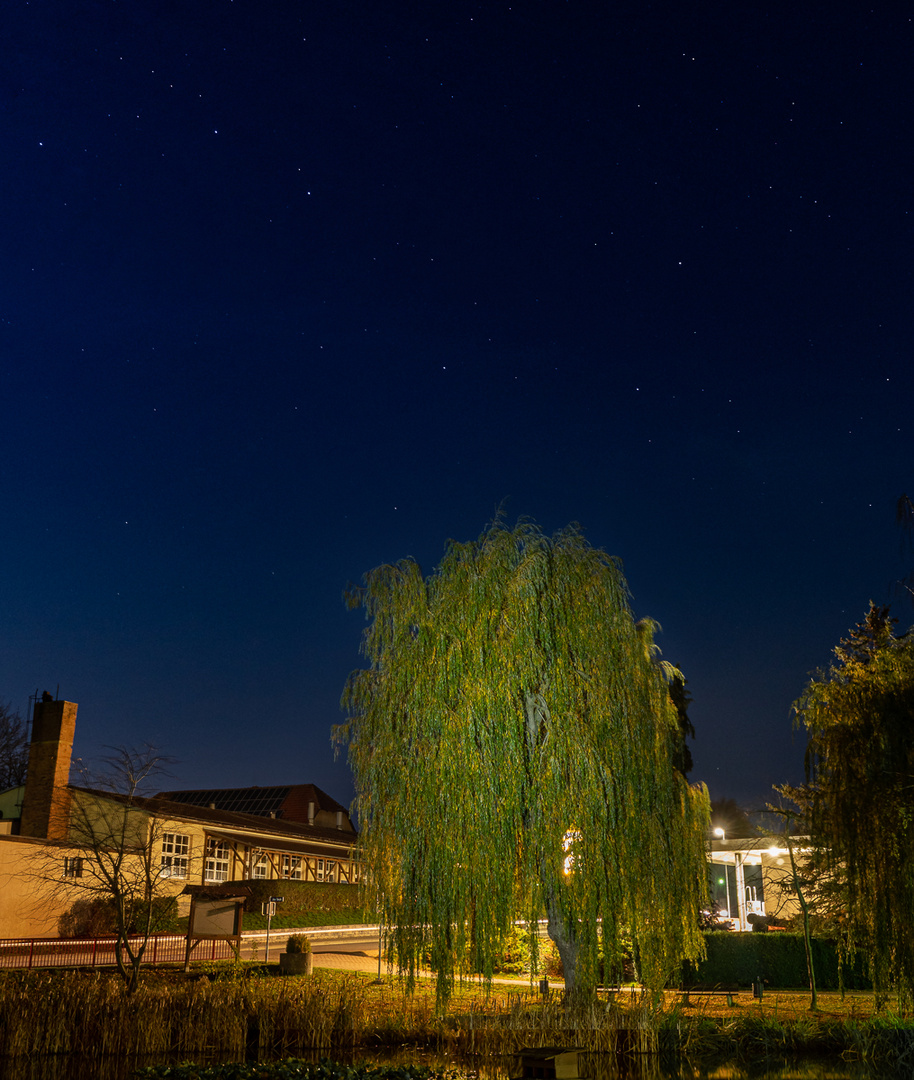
<box><xmin>0</xmin><ymin>1050</ymin><xmax>889</xmax><ymax>1080</ymax></box>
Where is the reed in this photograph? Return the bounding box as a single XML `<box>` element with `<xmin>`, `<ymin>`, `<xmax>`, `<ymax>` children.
<box><xmin>3</xmin><ymin>968</ymin><xmax>914</xmax><ymax>1069</ymax></box>
<box><xmin>0</xmin><ymin>970</ymin><xmax>664</xmax><ymax>1060</ymax></box>
<box><xmin>839</xmin><ymin>1014</ymin><xmax>914</xmax><ymax>1067</ymax></box>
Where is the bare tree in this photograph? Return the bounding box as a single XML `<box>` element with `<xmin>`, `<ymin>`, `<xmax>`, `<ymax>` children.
<box><xmin>43</xmin><ymin>745</ymin><xmax>182</xmax><ymax>992</ymax></box>
<box><xmin>767</xmin><ymin>789</ymin><xmax>819</xmax><ymax>1012</ymax></box>
<box><xmin>0</xmin><ymin>701</ymin><xmax>28</xmax><ymax>789</ymax></box>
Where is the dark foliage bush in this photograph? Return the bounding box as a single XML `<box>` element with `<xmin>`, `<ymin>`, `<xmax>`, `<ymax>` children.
<box><xmin>58</xmin><ymin>896</ymin><xmax>179</xmax><ymax>938</ymax></box>
<box><xmin>240</xmin><ymin>879</ymin><xmax>368</xmax><ymax>921</ymax></box>
<box><xmin>285</xmin><ymin>934</ymin><xmax>312</xmax><ymax>955</ymax></box>
<box><xmin>682</xmin><ymin>931</ymin><xmax>871</xmax><ymax>989</ymax></box>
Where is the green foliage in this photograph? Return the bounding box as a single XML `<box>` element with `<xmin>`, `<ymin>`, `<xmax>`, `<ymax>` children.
<box><xmin>539</xmin><ymin>935</ymin><xmax>635</xmax><ymax>984</ymax></box>
<box><xmin>487</xmin><ymin>924</ymin><xmax>531</xmax><ymax>975</ymax></box>
<box><xmin>241</xmin><ymin>881</ymin><xmax>369</xmax><ymax>927</ymax></box>
<box><xmin>285</xmin><ymin>934</ymin><xmax>312</xmax><ymax>955</ymax></box>
<box><xmin>684</xmin><ymin>932</ymin><xmax>871</xmax><ymax>989</ymax></box>
<box><xmin>794</xmin><ymin>603</ymin><xmax>914</xmax><ymax>1001</ymax></box>
<box><xmin>424</xmin><ymin>923</ymin><xmax>534</xmax><ymax>976</ymax></box>
<box><xmin>243</xmin><ymin>911</ymin><xmax>365</xmax><ymax>931</ymax></box>
<box><xmin>336</xmin><ymin>518</ymin><xmax>710</xmax><ymax>1003</ymax></box>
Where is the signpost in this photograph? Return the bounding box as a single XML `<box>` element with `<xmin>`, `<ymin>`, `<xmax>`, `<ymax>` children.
<box><xmin>262</xmin><ymin>895</ymin><xmax>284</xmax><ymax>962</ymax></box>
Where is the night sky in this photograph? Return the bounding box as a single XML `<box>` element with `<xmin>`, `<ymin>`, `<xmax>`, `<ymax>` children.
<box><xmin>3</xmin><ymin>2</ymin><xmax>911</xmax><ymax>815</ymax></box>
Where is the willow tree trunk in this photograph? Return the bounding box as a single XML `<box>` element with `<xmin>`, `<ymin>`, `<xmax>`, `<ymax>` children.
<box><xmin>545</xmin><ymin>890</ymin><xmax>580</xmax><ymax>995</ymax></box>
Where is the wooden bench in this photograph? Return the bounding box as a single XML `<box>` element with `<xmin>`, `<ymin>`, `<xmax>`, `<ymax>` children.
<box><xmin>678</xmin><ymin>989</ymin><xmax>743</xmax><ymax>1006</ymax></box>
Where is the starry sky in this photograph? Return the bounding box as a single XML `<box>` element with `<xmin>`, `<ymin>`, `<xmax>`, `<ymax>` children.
<box><xmin>2</xmin><ymin>1</ymin><xmax>911</xmax><ymax>815</ymax></box>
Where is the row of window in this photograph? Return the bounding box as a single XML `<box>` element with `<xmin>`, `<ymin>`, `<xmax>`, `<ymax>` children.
<box><xmin>161</xmin><ymin>834</ymin><xmax>353</xmax><ymax>884</ymax></box>
<box><xmin>62</xmin><ymin>835</ymin><xmax>357</xmax><ymax>884</ymax></box>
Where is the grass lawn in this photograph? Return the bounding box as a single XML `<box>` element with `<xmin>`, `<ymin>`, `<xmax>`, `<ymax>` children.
<box><xmin>667</xmin><ymin>987</ymin><xmax>896</xmax><ymax>1021</ymax></box>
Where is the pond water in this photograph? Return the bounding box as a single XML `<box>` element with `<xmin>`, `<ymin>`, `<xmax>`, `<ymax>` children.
<box><xmin>0</xmin><ymin>1049</ymin><xmax>893</xmax><ymax>1080</ymax></box>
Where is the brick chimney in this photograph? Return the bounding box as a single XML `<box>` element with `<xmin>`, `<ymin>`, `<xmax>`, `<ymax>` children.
<box><xmin>19</xmin><ymin>694</ymin><xmax>77</xmax><ymax>840</ymax></box>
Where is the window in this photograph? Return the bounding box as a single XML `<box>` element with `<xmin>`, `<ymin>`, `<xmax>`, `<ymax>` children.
<box><xmin>315</xmin><ymin>858</ymin><xmax>336</xmax><ymax>883</ymax></box>
<box><xmin>160</xmin><ymin>833</ymin><xmax>190</xmax><ymax>878</ymax></box>
<box><xmin>281</xmin><ymin>855</ymin><xmax>302</xmax><ymax>880</ymax></box>
<box><xmin>204</xmin><ymin>838</ymin><xmax>230</xmax><ymax>883</ymax></box>
<box><xmin>251</xmin><ymin>852</ymin><xmax>269</xmax><ymax>879</ymax></box>
<box><xmin>64</xmin><ymin>856</ymin><xmax>83</xmax><ymax>878</ymax></box>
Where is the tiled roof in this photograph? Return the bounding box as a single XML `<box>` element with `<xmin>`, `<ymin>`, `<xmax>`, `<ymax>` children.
<box><xmin>69</xmin><ymin>785</ymin><xmax>357</xmax><ymax>844</ymax></box>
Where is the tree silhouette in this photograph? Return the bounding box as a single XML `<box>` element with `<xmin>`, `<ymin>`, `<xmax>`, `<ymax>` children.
<box><xmin>794</xmin><ymin>603</ymin><xmax>914</xmax><ymax>1006</ymax></box>
<box><xmin>0</xmin><ymin>702</ymin><xmax>28</xmax><ymax>789</ymax></box>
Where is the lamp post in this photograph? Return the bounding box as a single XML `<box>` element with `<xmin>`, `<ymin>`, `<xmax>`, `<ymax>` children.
<box><xmin>713</xmin><ymin>828</ymin><xmax>732</xmax><ymax>919</ymax></box>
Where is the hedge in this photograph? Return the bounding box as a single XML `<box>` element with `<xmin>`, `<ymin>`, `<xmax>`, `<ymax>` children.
<box><xmin>238</xmin><ymin>879</ymin><xmax>370</xmax><ymax>927</ymax></box>
<box><xmin>682</xmin><ymin>931</ymin><xmax>871</xmax><ymax>989</ymax></box>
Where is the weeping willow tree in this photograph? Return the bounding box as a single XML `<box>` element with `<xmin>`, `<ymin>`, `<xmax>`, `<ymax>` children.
<box><xmin>335</xmin><ymin>519</ymin><xmax>710</xmax><ymax>1002</ymax></box>
<box><xmin>795</xmin><ymin>602</ymin><xmax>914</xmax><ymax>1007</ymax></box>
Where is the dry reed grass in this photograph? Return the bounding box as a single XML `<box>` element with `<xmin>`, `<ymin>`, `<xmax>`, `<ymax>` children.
<box><xmin>2</xmin><ymin>968</ymin><xmax>913</xmax><ymax>1068</ymax></box>
<box><xmin>0</xmin><ymin>969</ymin><xmax>662</xmax><ymax>1060</ymax></box>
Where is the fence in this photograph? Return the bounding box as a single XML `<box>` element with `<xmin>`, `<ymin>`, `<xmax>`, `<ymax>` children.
<box><xmin>0</xmin><ymin>933</ymin><xmax>236</xmax><ymax>970</ymax></box>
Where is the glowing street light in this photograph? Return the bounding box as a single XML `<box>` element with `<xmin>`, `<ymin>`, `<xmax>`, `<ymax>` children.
<box><xmin>713</xmin><ymin>828</ymin><xmax>729</xmax><ymax>917</ymax></box>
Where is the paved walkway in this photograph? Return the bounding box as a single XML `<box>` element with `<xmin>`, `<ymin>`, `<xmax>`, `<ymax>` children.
<box><xmin>242</xmin><ymin>926</ymin><xmax>562</xmax><ymax>987</ymax></box>
<box><xmin>308</xmin><ymin>951</ymin><xmax>567</xmax><ymax>991</ymax></box>
<box><xmin>313</xmin><ymin>950</ymin><xmax>382</xmax><ymax>972</ymax></box>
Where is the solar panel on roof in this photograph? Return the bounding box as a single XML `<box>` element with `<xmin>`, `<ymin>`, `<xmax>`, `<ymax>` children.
<box><xmin>163</xmin><ymin>786</ymin><xmax>292</xmax><ymax>817</ymax></box>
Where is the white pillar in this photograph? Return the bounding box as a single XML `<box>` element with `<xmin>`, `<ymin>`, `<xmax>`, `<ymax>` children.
<box><xmin>734</xmin><ymin>854</ymin><xmax>748</xmax><ymax>931</ymax></box>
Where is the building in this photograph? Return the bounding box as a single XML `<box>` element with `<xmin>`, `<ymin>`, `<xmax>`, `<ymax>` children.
<box><xmin>156</xmin><ymin>782</ymin><xmax>350</xmax><ymax>831</ymax></box>
<box><xmin>0</xmin><ymin>694</ymin><xmax>360</xmax><ymax>937</ymax></box>
<box><xmin>708</xmin><ymin>832</ymin><xmax>807</xmax><ymax>930</ymax></box>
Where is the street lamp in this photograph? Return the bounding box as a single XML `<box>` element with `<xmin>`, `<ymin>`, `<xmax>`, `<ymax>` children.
<box><xmin>713</xmin><ymin>828</ymin><xmax>730</xmax><ymax>918</ymax></box>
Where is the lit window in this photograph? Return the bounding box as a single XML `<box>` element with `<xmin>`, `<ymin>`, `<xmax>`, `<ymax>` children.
<box><xmin>64</xmin><ymin>856</ymin><xmax>83</xmax><ymax>878</ymax></box>
<box><xmin>161</xmin><ymin>833</ymin><xmax>190</xmax><ymax>878</ymax></box>
<box><xmin>204</xmin><ymin>839</ymin><xmax>229</xmax><ymax>883</ymax></box>
<box><xmin>281</xmin><ymin>855</ymin><xmax>302</xmax><ymax>880</ymax></box>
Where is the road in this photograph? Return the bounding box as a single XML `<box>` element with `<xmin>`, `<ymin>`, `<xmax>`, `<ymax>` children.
<box><xmin>243</xmin><ymin>924</ymin><xmax>383</xmax><ymax>970</ymax></box>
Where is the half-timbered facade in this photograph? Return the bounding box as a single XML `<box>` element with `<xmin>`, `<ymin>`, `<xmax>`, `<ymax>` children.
<box><xmin>0</xmin><ymin>696</ymin><xmax>360</xmax><ymax>936</ymax></box>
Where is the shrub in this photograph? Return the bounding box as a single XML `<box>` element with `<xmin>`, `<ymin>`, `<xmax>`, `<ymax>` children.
<box><xmin>488</xmin><ymin>925</ymin><xmax>531</xmax><ymax>975</ymax></box>
<box><xmin>682</xmin><ymin>931</ymin><xmax>871</xmax><ymax>989</ymax></box>
<box><xmin>534</xmin><ymin>937</ymin><xmax>634</xmax><ymax>985</ymax></box>
<box><xmin>542</xmin><ymin>940</ymin><xmax>564</xmax><ymax>980</ymax></box>
<box><xmin>57</xmin><ymin>896</ymin><xmax>179</xmax><ymax>938</ymax></box>
<box><xmin>286</xmin><ymin>934</ymin><xmax>312</xmax><ymax>955</ymax></box>
<box><xmin>241</xmin><ymin>880</ymin><xmax>369</xmax><ymax>925</ymax></box>
<box><xmin>58</xmin><ymin>899</ymin><xmax>115</xmax><ymax>938</ymax></box>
